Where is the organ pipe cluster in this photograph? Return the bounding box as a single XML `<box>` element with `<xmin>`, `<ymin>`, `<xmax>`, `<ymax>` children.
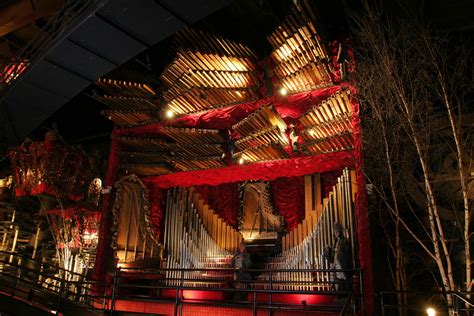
<box><xmin>96</xmin><ymin>78</ymin><xmax>160</xmax><ymax>126</ymax></box>
<box><xmin>259</xmin><ymin>169</ymin><xmax>356</xmax><ymax>291</ymax></box>
<box><xmin>268</xmin><ymin>2</ymin><xmax>333</xmax><ymax>94</ymax></box>
<box><xmin>163</xmin><ymin>187</ymin><xmax>242</xmax><ymax>286</ymax></box>
<box><xmin>115</xmin><ymin>133</ymin><xmax>227</xmax><ymax>174</ymax></box>
<box><xmin>232</xmin><ymin>104</ymin><xmax>289</xmax><ymax>163</ymax></box>
<box><xmin>162</xmin><ymin>28</ymin><xmax>259</xmax><ymax>115</ymax></box>
<box><xmin>300</xmin><ymin>89</ymin><xmax>354</xmax><ymax>155</ymax></box>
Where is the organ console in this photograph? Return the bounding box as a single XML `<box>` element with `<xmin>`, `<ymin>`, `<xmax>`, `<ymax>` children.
<box><xmin>240</xmin><ymin>182</ymin><xmax>284</xmax><ymax>242</ymax></box>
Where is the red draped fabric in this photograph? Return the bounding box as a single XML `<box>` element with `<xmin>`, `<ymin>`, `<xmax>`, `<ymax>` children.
<box><xmin>320</xmin><ymin>170</ymin><xmax>343</xmax><ymax>198</ymax></box>
<box><xmin>143</xmin><ymin>182</ymin><xmax>166</xmax><ymax>241</ymax></box>
<box><xmin>142</xmin><ymin>151</ymin><xmax>354</xmax><ymax>189</ymax></box>
<box><xmin>195</xmin><ymin>183</ymin><xmax>240</xmax><ymax>228</ymax></box>
<box><xmin>270</xmin><ymin>176</ymin><xmax>305</xmax><ymax>230</ymax></box>
<box><xmin>113</xmin><ymin>84</ymin><xmax>350</xmax><ymax>137</ymax></box>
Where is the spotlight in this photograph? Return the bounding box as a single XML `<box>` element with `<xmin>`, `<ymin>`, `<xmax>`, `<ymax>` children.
<box><xmin>166</xmin><ymin>110</ymin><xmax>174</xmax><ymax>118</ymax></box>
<box><xmin>238</xmin><ymin>157</ymin><xmax>245</xmax><ymax>165</ymax></box>
<box><xmin>279</xmin><ymin>87</ymin><xmax>288</xmax><ymax>96</ymax></box>
<box><xmin>426</xmin><ymin>307</ymin><xmax>436</xmax><ymax>316</ymax></box>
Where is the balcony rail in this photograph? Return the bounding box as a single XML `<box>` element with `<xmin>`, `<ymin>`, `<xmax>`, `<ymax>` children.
<box><xmin>379</xmin><ymin>290</ymin><xmax>474</xmax><ymax>316</ymax></box>
<box><xmin>0</xmin><ymin>250</ymin><xmax>361</xmax><ymax>315</ymax></box>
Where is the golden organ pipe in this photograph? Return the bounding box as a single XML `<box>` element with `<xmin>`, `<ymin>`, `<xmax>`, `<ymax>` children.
<box><xmin>163</xmin><ymin>187</ymin><xmax>241</xmax><ymax>286</ymax></box>
<box><xmin>261</xmin><ymin>169</ymin><xmax>356</xmax><ymax>291</ymax></box>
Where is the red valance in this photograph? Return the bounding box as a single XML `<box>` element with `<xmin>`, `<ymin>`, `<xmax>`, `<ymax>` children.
<box><xmin>270</xmin><ymin>176</ymin><xmax>305</xmax><ymax>230</ymax></box>
<box><xmin>142</xmin><ymin>151</ymin><xmax>354</xmax><ymax>189</ymax></box>
<box><xmin>113</xmin><ymin>84</ymin><xmax>351</xmax><ymax>137</ymax></box>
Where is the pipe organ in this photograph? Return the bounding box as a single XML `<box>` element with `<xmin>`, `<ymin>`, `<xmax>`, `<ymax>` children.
<box><xmin>258</xmin><ymin>169</ymin><xmax>356</xmax><ymax>290</ymax></box>
<box><xmin>164</xmin><ymin>187</ymin><xmax>242</xmax><ymax>286</ymax></box>
<box><xmin>94</xmin><ymin>1</ymin><xmax>364</xmax><ymax>298</ymax></box>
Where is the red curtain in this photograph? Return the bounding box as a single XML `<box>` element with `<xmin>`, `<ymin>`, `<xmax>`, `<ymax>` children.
<box><xmin>270</xmin><ymin>176</ymin><xmax>305</xmax><ymax>230</ymax></box>
<box><xmin>143</xmin><ymin>183</ymin><xmax>166</xmax><ymax>241</ymax></box>
<box><xmin>195</xmin><ymin>183</ymin><xmax>240</xmax><ymax>228</ymax></box>
<box><xmin>320</xmin><ymin>170</ymin><xmax>343</xmax><ymax>198</ymax></box>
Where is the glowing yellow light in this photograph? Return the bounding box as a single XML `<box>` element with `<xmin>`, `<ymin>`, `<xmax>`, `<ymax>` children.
<box><xmin>166</xmin><ymin>110</ymin><xmax>174</xmax><ymax>118</ymax></box>
<box><xmin>238</xmin><ymin>158</ymin><xmax>245</xmax><ymax>165</ymax></box>
<box><xmin>279</xmin><ymin>87</ymin><xmax>288</xmax><ymax>96</ymax></box>
<box><xmin>426</xmin><ymin>307</ymin><xmax>436</xmax><ymax>316</ymax></box>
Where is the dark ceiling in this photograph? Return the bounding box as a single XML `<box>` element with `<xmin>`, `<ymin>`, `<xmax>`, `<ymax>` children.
<box><xmin>2</xmin><ymin>0</ymin><xmax>474</xmax><ymax>148</ymax></box>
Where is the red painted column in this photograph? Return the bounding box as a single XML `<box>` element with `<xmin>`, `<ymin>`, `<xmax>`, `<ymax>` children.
<box><xmin>351</xmin><ymin>95</ymin><xmax>374</xmax><ymax>315</ymax></box>
<box><xmin>92</xmin><ymin>134</ymin><xmax>120</xmax><ymax>282</ymax></box>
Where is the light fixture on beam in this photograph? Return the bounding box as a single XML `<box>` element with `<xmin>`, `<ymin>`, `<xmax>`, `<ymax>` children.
<box><xmin>279</xmin><ymin>87</ymin><xmax>288</xmax><ymax>96</ymax></box>
<box><xmin>166</xmin><ymin>110</ymin><xmax>174</xmax><ymax>118</ymax></box>
<box><xmin>426</xmin><ymin>307</ymin><xmax>436</xmax><ymax>316</ymax></box>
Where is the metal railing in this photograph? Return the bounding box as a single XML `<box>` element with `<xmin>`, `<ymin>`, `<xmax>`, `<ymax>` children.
<box><xmin>0</xmin><ymin>251</ymin><xmax>361</xmax><ymax>315</ymax></box>
<box><xmin>380</xmin><ymin>290</ymin><xmax>474</xmax><ymax>316</ymax></box>
<box><xmin>0</xmin><ymin>250</ymin><xmax>109</xmax><ymax>313</ymax></box>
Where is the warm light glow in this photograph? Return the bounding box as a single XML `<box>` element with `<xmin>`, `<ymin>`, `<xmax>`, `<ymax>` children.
<box><xmin>279</xmin><ymin>87</ymin><xmax>288</xmax><ymax>96</ymax></box>
<box><xmin>83</xmin><ymin>231</ymin><xmax>98</xmax><ymax>241</ymax></box>
<box><xmin>166</xmin><ymin>110</ymin><xmax>174</xmax><ymax>118</ymax></box>
<box><xmin>238</xmin><ymin>157</ymin><xmax>245</xmax><ymax>164</ymax></box>
<box><xmin>426</xmin><ymin>307</ymin><xmax>436</xmax><ymax>316</ymax></box>
<box><xmin>0</xmin><ymin>176</ymin><xmax>12</xmax><ymax>188</ymax></box>
<box><xmin>117</xmin><ymin>262</ymin><xmax>130</xmax><ymax>268</ymax></box>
